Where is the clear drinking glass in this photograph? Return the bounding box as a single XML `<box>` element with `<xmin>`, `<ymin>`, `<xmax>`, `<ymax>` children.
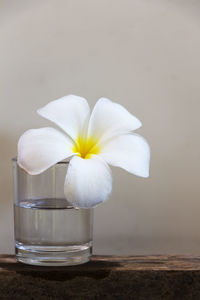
<box><xmin>12</xmin><ymin>158</ymin><xmax>93</xmax><ymax>266</ymax></box>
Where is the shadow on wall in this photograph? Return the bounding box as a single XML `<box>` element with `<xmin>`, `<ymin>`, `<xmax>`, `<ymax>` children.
<box><xmin>0</xmin><ymin>131</ymin><xmax>16</xmax><ymax>253</ymax></box>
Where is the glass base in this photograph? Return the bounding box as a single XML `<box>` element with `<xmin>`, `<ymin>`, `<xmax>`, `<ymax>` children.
<box><xmin>15</xmin><ymin>242</ymin><xmax>92</xmax><ymax>266</ymax></box>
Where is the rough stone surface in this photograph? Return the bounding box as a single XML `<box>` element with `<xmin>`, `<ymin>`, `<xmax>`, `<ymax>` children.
<box><xmin>0</xmin><ymin>255</ymin><xmax>200</xmax><ymax>299</ymax></box>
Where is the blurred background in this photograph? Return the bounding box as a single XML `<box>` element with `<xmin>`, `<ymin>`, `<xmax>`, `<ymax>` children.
<box><xmin>0</xmin><ymin>0</ymin><xmax>200</xmax><ymax>255</ymax></box>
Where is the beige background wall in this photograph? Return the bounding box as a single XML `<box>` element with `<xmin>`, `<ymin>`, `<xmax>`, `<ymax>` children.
<box><xmin>0</xmin><ymin>0</ymin><xmax>200</xmax><ymax>254</ymax></box>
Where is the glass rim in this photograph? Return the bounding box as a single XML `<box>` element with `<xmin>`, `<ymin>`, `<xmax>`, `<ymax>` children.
<box><xmin>12</xmin><ymin>157</ymin><xmax>69</xmax><ymax>165</ymax></box>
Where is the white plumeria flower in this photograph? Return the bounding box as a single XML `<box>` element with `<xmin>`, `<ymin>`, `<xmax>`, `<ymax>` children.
<box><xmin>18</xmin><ymin>95</ymin><xmax>150</xmax><ymax>208</ymax></box>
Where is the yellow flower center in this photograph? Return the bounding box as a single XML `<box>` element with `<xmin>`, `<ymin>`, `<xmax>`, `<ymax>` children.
<box><xmin>72</xmin><ymin>135</ymin><xmax>101</xmax><ymax>159</ymax></box>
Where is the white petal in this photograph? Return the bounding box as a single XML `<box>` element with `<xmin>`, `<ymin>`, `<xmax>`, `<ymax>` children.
<box><xmin>37</xmin><ymin>95</ymin><xmax>90</xmax><ymax>141</ymax></box>
<box><xmin>87</xmin><ymin>98</ymin><xmax>142</xmax><ymax>144</ymax></box>
<box><xmin>99</xmin><ymin>134</ymin><xmax>150</xmax><ymax>178</ymax></box>
<box><xmin>18</xmin><ymin>127</ymin><xmax>74</xmax><ymax>175</ymax></box>
<box><xmin>64</xmin><ymin>155</ymin><xmax>112</xmax><ymax>208</ymax></box>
